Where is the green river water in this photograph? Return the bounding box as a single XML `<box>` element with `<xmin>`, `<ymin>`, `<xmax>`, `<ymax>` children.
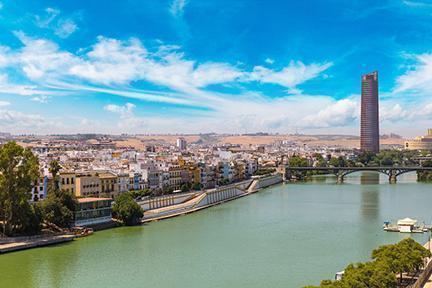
<box><xmin>1</xmin><ymin>172</ymin><xmax>431</xmax><ymax>288</ymax></box>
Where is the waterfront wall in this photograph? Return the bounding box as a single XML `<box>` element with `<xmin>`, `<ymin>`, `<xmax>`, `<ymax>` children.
<box><xmin>196</xmin><ymin>186</ymin><xmax>245</xmax><ymax>207</ymax></box>
<box><xmin>141</xmin><ymin>174</ymin><xmax>284</xmax><ymax>222</ymax></box>
<box><xmin>252</xmin><ymin>174</ymin><xmax>283</xmax><ymax>190</ymax></box>
<box><xmin>139</xmin><ymin>192</ymin><xmax>198</xmax><ymax>211</ymax></box>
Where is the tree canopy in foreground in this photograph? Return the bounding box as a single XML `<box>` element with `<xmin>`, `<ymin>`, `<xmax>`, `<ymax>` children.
<box><xmin>304</xmin><ymin>238</ymin><xmax>431</xmax><ymax>288</ymax></box>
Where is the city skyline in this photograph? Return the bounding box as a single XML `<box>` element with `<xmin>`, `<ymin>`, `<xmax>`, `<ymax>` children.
<box><xmin>0</xmin><ymin>1</ymin><xmax>432</xmax><ymax>136</ymax></box>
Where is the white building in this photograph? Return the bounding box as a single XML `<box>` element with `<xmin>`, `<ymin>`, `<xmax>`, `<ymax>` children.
<box><xmin>176</xmin><ymin>138</ymin><xmax>187</xmax><ymax>151</ymax></box>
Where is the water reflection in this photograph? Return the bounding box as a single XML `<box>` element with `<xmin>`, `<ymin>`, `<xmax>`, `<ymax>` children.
<box><xmin>360</xmin><ymin>173</ymin><xmax>380</xmax><ymax>219</ymax></box>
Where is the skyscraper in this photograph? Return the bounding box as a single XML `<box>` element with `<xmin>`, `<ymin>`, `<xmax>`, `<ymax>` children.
<box><xmin>176</xmin><ymin>138</ymin><xmax>187</xmax><ymax>150</ymax></box>
<box><xmin>360</xmin><ymin>71</ymin><xmax>379</xmax><ymax>153</ymax></box>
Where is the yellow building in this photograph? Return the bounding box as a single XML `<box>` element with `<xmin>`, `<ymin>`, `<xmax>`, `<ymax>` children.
<box><xmin>405</xmin><ymin>129</ymin><xmax>432</xmax><ymax>150</ymax></box>
<box><xmin>60</xmin><ymin>171</ymin><xmax>76</xmax><ymax>194</ymax></box>
<box><xmin>99</xmin><ymin>172</ymin><xmax>119</xmax><ymax>198</ymax></box>
<box><xmin>75</xmin><ymin>172</ymin><xmax>101</xmax><ymax>198</ymax></box>
<box><xmin>168</xmin><ymin>165</ymin><xmax>182</xmax><ymax>190</ymax></box>
<box><xmin>189</xmin><ymin>165</ymin><xmax>201</xmax><ymax>186</ymax></box>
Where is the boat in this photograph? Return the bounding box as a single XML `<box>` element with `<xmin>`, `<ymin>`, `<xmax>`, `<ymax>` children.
<box><xmin>383</xmin><ymin>218</ymin><xmax>430</xmax><ymax>233</ymax></box>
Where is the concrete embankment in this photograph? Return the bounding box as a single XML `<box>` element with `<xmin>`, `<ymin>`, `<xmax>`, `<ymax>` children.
<box><xmin>141</xmin><ymin>174</ymin><xmax>283</xmax><ymax>223</ymax></box>
<box><xmin>0</xmin><ymin>234</ymin><xmax>75</xmax><ymax>254</ymax></box>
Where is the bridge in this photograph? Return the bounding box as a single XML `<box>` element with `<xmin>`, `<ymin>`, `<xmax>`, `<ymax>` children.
<box><xmin>284</xmin><ymin>166</ymin><xmax>432</xmax><ymax>183</ymax></box>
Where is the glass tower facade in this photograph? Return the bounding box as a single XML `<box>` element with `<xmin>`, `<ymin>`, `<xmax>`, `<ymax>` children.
<box><xmin>360</xmin><ymin>71</ymin><xmax>379</xmax><ymax>153</ymax></box>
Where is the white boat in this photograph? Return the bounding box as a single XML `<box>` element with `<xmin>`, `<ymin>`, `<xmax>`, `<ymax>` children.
<box><xmin>383</xmin><ymin>218</ymin><xmax>430</xmax><ymax>233</ymax></box>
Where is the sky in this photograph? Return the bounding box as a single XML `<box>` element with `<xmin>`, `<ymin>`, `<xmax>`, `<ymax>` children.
<box><xmin>0</xmin><ymin>0</ymin><xmax>432</xmax><ymax>136</ymax></box>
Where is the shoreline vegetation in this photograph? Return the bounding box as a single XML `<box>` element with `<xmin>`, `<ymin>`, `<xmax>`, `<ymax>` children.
<box><xmin>304</xmin><ymin>238</ymin><xmax>432</xmax><ymax>288</ymax></box>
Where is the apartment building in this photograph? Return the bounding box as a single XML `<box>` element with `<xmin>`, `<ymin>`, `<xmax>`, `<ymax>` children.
<box><xmin>60</xmin><ymin>171</ymin><xmax>76</xmax><ymax>194</ymax></box>
<box><xmin>75</xmin><ymin>172</ymin><xmax>101</xmax><ymax>198</ymax></box>
<box><xmin>99</xmin><ymin>172</ymin><xmax>119</xmax><ymax>198</ymax></box>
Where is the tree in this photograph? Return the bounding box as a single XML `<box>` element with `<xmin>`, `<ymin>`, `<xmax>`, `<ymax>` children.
<box><xmin>40</xmin><ymin>160</ymin><xmax>78</xmax><ymax>228</ymax></box>
<box><xmin>0</xmin><ymin>142</ymin><xmax>41</xmax><ymax>236</ymax></box>
<box><xmin>289</xmin><ymin>155</ymin><xmax>309</xmax><ymax>167</ymax></box>
<box><xmin>112</xmin><ymin>193</ymin><xmax>143</xmax><ymax>225</ymax></box>
<box><xmin>192</xmin><ymin>183</ymin><xmax>201</xmax><ymax>191</ymax></box>
<box><xmin>357</xmin><ymin>151</ymin><xmax>376</xmax><ymax>165</ymax></box>
<box><xmin>130</xmin><ymin>189</ymin><xmax>152</xmax><ymax>199</ymax></box>
<box><xmin>163</xmin><ymin>185</ymin><xmax>174</xmax><ymax>194</ymax></box>
<box><xmin>329</xmin><ymin>156</ymin><xmax>347</xmax><ymax>167</ymax></box>
<box><xmin>48</xmin><ymin>160</ymin><xmax>61</xmax><ymax>189</ymax></box>
<box><xmin>180</xmin><ymin>183</ymin><xmax>191</xmax><ymax>193</ymax></box>
<box><xmin>289</xmin><ymin>156</ymin><xmax>309</xmax><ymax>179</ymax></box>
<box><xmin>372</xmin><ymin>238</ymin><xmax>431</xmax><ymax>282</ymax></box>
<box><xmin>304</xmin><ymin>238</ymin><xmax>430</xmax><ymax>288</ymax></box>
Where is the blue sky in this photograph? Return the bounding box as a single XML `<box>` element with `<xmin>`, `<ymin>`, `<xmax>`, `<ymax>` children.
<box><xmin>0</xmin><ymin>0</ymin><xmax>432</xmax><ymax>136</ymax></box>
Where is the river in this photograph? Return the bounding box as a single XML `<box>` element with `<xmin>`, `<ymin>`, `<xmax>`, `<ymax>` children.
<box><xmin>1</xmin><ymin>172</ymin><xmax>431</xmax><ymax>288</ymax></box>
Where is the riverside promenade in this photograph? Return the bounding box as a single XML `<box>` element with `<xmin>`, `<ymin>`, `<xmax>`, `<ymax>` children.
<box><xmin>0</xmin><ymin>234</ymin><xmax>75</xmax><ymax>254</ymax></box>
<box><xmin>141</xmin><ymin>174</ymin><xmax>283</xmax><ymax>223</ymax></box>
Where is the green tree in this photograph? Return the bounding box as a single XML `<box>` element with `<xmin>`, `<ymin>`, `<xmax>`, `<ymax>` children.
<box><xmin>329</xmin><ymin>156</ymin><xmax>347</xmax><ymax>167</ymax></box>
<box><xmin>40</xmin><ymin>160</ymin><xmax>78</xmax><ymax>228</ymax></box>
<box><xmin>289</xmin><ymin>155</ymin><xmax>309</xmax><ymax>167</ymax></box>
<box><xmin>288</xmin><ymin>156</ymin><xmax>309</xmax><ymax>179</ymax></box>
<box><xmin>372</xmin><ymin>238</ymin><xmax>431</xmax><ymax>282</ymax></box>
<box><xmin>130</xmin><ymin>189</ymin><xmax>152</xmax><ymax>199</ymax></box>
<box><xmin>304</xmin><ymin>238</ymin><xmax>430</xmax><ymax>288</ymax></box>
<box><xmin>0</xmin><ymin>142</ymin><xmax>41</xmax><ymax>236</ymax></box>
<box><xmin>357</xmin><ymin>151</ymin><xmax>376</xmax><ymax>166</ymax></box>
<box><xmin>180</xmin><ymin>183</ymin><xmax>191</xmax><ymax>193</ymax></box>
<box><xmin>163</xmin><ymin>185</ymin><xmax>174</xmax><ymax>194</ymax></box>
<box><xmin>192</xmin><ymin>183</ymin><xmax>202</xmax><ymax>191</ymax></box>
<box><xmin>112</xmin><ymin>193</ymin><xmax>143</xmax><ymax>225</ymax></box>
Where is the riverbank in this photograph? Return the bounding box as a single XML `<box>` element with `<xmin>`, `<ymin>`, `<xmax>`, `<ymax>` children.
<box><xmin>0</xmin><ymin>234</ymin><xmax>75</xmax><ymax>254</ymax></box>
<box><xmin>140</xmin><ymin>174</ymin><xmax>283</xmax><ymax>223</ymax></box>
<box><xmin>1</xmin><ymin>172</ymin><xmax>430</xmax><ymax>288</ymax></box>
<box><xmin>0</xmin><ymin>174</ymin><xmax>282</xmax><ymax>255</ymax></box>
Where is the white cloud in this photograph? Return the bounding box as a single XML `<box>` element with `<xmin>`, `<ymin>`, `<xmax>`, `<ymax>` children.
<box><xmin>395</xmin><ymin>53</ymin><xmax>432</xmax><ymax>94</ymax></box>
<box><xmin>0</xmin><ymin>33</ymin><xmax>344</xmax><ymax>134</ymax></box>
<box><xmin>0</xmin><ymin>100</ymin><xmax>10</xmax><ymax>107</ymax></box>
<box><xmin>0</xmin><ymin>108</ymin><xmax>60</xmax><ymax>132</ymax></box>
<box><xmin>0</xmin><ymin>46</ymin><xmax>10</xmax><ymax>67</ymax></box>
<box><xmin>35</xmin><ymin>7</ymin><xmax>60</xmax><ymax>28</ymax></box>
<box><xmin>30</xmin><ymin>95</ymin><xmax>49</xmax><ymax>103</ymax></box>
<box><xmin>13</xmin><ymin>31</ymin><xmax>77</xmax><ymax>80</ymax></box>
<box><xmin>380</xmin><ymin>103</ymin><xmax>408</xmax><ymax>122</ymax></box>
<box><xmin>247</xmin><ymin>61</ymin><xmax>333</xmax><ymax>88</ymax></box>
<box><xmin>35</xmin><ymin>7</ymin><xmax>78</xmax><ymax>38</ymax></box>
<box><xmin>104</xmin><ymin>102</ymin><xmax>135</xmax><ymax>117</ymax></box>
<box><xmin>3</xmin><ymin>33</ymin><xmax>331</xmax><ymax>97</ymax></box>
<box><xmin>414</xmin><ymin>103</ymin><xmax>432</xmax><ymax>118</ymax></box>
<box><xmin>302</xmin><ymin>99</ymin><xmax>358</xmax><ymax>128</ymax></box>
<box><xmin>69</xmin><ymin>36</ymin><xmax>147</xmax><ymax>85</ymax></box>
<box><xmin>265</xmin><ymin>58</ymin><xmax>274</xmax><ymax>64</ymax></box>
<box><xmin>104</xmin><ymin>102</ymin><xmax>148</xmax><ymax>130</ymax></box>
<box><xmin>403</xmin><ymin>0</ymin><xmax>432</xmax><ymax>8</ymax></box>
<box><xmin>55</xmin><ymin>18</ymin><xmax>78</xmax><ymax>38</ymax></box>
<box><xmin>169</xmin><ymin>0</ymin><xmax>189</xmax><ymax>17</ymax></box>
